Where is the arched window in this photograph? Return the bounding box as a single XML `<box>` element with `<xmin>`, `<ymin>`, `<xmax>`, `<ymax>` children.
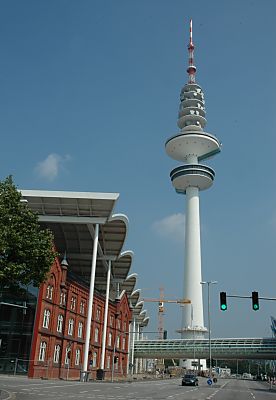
<box><xmin>53</xmin><ymin>345</ymin><xmax>61</xmax><ymax>363</ymax></box>
<box><xmin>57</xmin><ymin>315</ymin><xmax>63</xmax><ymax>333</ymax></box>
<box><xmin>78</xmin><ymin>322</ymin><xmax>83</xmax><ymax>338</ymax></box>
<box><xmin>70</xmin><ymin>296</ymin><xmax>76</xmax><ymax>311</ymax></box>
<box><xmin>68</xmin><ymin>318</ymin><xmax>74</xmax><ymax>336</ymax></box>
<box><xmin>60</xmin><ymin>291</ymin><xmax>66</xmax><ymax>306</ymax></box>
<box><xmin>39</xmin><ymin>341</ymin><xmax>47</xmax><ymax>361</ymax></box>
<box><xmin>46</xmin><ymin>285</ymin><xmax>54</xmax><ymax>300</ymax></box>
<box><xmin>75</xmin><ymin>349</ymin><xmax>81</xmax><ymax>366</ymax></box>
<box><xmin>42</xmin><ymin>309</ymin><xmax>50</xmax><ymax>329</ymax></box>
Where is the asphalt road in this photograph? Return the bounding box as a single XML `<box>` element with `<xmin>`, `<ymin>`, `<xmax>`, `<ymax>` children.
<box><xmin>0</xmin><ymin>375</ymin><xmax>274</xmax><ymax>400</ymax></box>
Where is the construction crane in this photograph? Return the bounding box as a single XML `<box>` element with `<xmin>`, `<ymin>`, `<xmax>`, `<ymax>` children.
<box><xmin>142</xmin><ymin>288</ymin><xmax>191</xmax><ymax>340</ymax></box>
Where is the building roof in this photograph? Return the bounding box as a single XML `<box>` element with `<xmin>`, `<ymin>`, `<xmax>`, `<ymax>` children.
<box><xmin>20</xmin><ymin>190</ymin><xmax>133</xmax><ymax>289</ymax></box>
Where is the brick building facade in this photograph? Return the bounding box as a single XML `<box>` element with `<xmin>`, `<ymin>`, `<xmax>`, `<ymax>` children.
<box><xmin>28</xmin><ymin>256</ymin><xmax>132</xmax><ymax>380</ymax></box>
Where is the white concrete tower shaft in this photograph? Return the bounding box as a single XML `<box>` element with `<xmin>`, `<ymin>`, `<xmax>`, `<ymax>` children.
<box><xmin>165</xmin><ymin>20</ymin><xmax>221</xmax><ymax>369</ymax></box>
<box><xmin>183</xmin><ymin>185</ymin><xmax>204</xmax><ymax>331</ymax></box>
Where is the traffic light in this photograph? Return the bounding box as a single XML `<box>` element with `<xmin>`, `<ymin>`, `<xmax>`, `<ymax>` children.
<box><xmin>220</xmin><ymin>292</ymin><xmax>227</xmax><ymax>311</ymax></box>
<box><xmin>114</xmin><ymin>356</ymin><xmax>119</xmax><ymax>364</ymax></box>
<box><xmin>163</xmin><ymin>330</ymin><xmax>168</xmax><ymax>340</ymax></box>
<box><xmin>252</xmin><ymin>291</ymin><xmax>259</xmax><ymax>311</ymax></box>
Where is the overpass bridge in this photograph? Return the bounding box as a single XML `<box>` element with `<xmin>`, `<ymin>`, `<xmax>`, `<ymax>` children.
<box><xmin>134</xmin><ymin>338</ymin><xmax>276</xmax><ymax>360</ymax></box>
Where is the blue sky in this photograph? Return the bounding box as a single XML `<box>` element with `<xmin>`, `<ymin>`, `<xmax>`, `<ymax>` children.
<box><xmin>1</xmin><ymin>0</ymin><xmax>276</xmax><ymax>339</ymax></box>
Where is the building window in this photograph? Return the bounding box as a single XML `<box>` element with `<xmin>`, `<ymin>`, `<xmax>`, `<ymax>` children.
<box><xmin>96</xmin><ymin>307</ymin><xmax>101</xmax><ymax>321</ymax></box>
<box><xmin>94</xmin><ymin>327</ymin><xmax>99</xmax><ymax>343</ymax></box>
<box><xmin>46</xmin><ymin>285</ymin><xmax>53</xmax><ymax>300</ymax></box>
<box><xmin>60</xmin><ymin>291</ymin><xmax>66</xmax><ymax>306</ymax></box>
<box><xmin>75</xmin><ymin>349</ymin><xmax>81</xmax><ymax>366</ymax></box>
<box><xmin>117</xmin><ymin>319</ymin><xmax>121</xmax><ymax>329</ymax></box>
<box><xmin>65</xmin><ymin>347</ymin><xmax>71</xmax><ymax>365</ymax></box>
<box><xmin>53</xmin><ymin>345</ymin><xmax>61</xmax><ymax>364</ymax></box>
<box><xmin>93</xmin><ymin>352</ymin><xmax>97</xmax><ymax>367</ymax></box>
<box><xmin>110</xmin><ymin>315</ymin><xmax>114</xmax><ymax>327</ymax></box>
<box><xmin>122</xmin><ymin>337</ymin><xmax>126</xmax><ymax>350</ymax></box>
<box><xmin>68</xmin><ymin>318</ymin><xmax>74</xmax><ymax>336</ymax></box>
<box><xmin>78</xmin><ymin>322</ymin><xmax>83</xmax><ymax>338</ymax></box>
<box><xmin>57</xmin><ymin>314</ymin><xmax>63</xmax><ymax>333</ymax></box>
<box><xmin>123</xmin><ymin>322</ymin><xmax>126</xmax><ymax>332</ymax></box>
<box><xmin>116</xmin><ymin>336</ymin><xmax>120</xmax><ymax>348</ymax></box>
<box><xmin>107</xmin><ymin>355</ymin><xmax>110</xmax><ymax>369</ymax></box>
<box><xmin>108</xmin><ymin>332</ymin><xmax>112</xmax><ymax>346</ymax></box>
<box><xmin>70</xmin><ymin>296</ymin><xmax>76</xmax><ymax>311</ymax></box>
<box><xmin>80</xmin><ymin>301</ymin><xmax>85</xmax><ymax>314</ymax></box>
<box><xmin>42</xmin><ymin>309</ymin><xmax>50</xmax><ymax>329</ymax></box>
<box><xmin>38</xmin><ymin>341</ymin><xmax>47</xmax><ymax>361</ymax></box>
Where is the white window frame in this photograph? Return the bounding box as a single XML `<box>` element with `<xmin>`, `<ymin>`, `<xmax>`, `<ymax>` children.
<box><xmin>42</xmin><ymin>309</ymin><xmax>50</xmax><ymax>329</ymax></box>
<box><xmin>60</xmin><ymin>292</ymin><xmax>66</xmax><ymax>306</ymax></box>
<box><xmin>65</xmin><ymin>347</ymin><xmax>71</xmax><ymax>365</ymax></box>
<box><xmin>108</xmin><ymin>332</ymin><xmax>112</xmax><ymax>346</ymax></box>
<box><xmin>94</xmin><ymin>327</ymin><xmax>99</xmax><ymax>342</ymax></box>
<box><xmin>70</xmin><ymin>297</ymin><xmax>76</xmax><ymax>311</ymax></box>
<box><xmin>122</xmin><ymin>337</ymin><xmax>126</xmax><ymax>350</ymax></box>
<box><xmin>77</xmin><ymin>321</ymin><xmax>83</xmax><ymax>338</ymax></box>
<box><xmin>93</xmin><ymin>351</ymin><xmax>97</xmax><ymax>367</ymax></box>
<box><xmin>116</xmin><ymin>336</ymin><xmax>120</xmax><ymax>348</ymax></box>
<box><xmin>68</xmin><ymin>318</ymin><xmax>74</xmax><ymax>336</ymax></box>
<box><xmin>107</xmin><ymin>355</ymin><xmax>110</xmax><ymax>369</ymax></box>
<box><xmin>80</xmin><ymin>301</ymin><xmax>85</xmax><ymax>314</ymax></box>
<box><xmin>57</xmin><ymin>314</ymin><xmax>63</xmax><ymax>333</ymax></box>
<box><xmin>39</xmin><ymin>341</ymin><xmax>47</xmax><ymax>361</ymax></box>
<box><xmin>53</xmin><ymin>344</ymin><xmax>61</xmax><ymax>363</ymax></box>
<box><xmin>75</xmin><ymin>349</ymin><xmax>81</xmax><ymax>366</ymax></box>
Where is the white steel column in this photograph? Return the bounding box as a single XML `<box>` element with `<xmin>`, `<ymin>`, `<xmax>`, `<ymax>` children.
<box><xmin>131</xmin><ymin>318</ymin><xmax>136</xmax><ymax>375</ymax></box>
<box><xmin>83</xmin><ymin>223</ymin><xmax>99</xmax><ymax>372</ymax></box>
<box><xmin>135</xmin><ymin>324</ymin><xmax>140</xmax><ymax>374</ymax></box>
<box><xmin>182</xmin><ymin>186</ymin><xmax>204</xmax><ymax>333</ymax></box>
<box><xmin>100</xmin><ymin>260</ymin><xmax>111</xmax><ymax>370</ymax></box>
<box><xmin>126</xmin><ymin>321</ymin><xmax>132</xmax><ymax>375</ymax></box>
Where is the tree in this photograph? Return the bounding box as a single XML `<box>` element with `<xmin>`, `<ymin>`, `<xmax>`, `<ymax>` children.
<box><xmin>0</xmin><ymin>176</ymin><xmax>57</xmax><ymax>289</ymax></box>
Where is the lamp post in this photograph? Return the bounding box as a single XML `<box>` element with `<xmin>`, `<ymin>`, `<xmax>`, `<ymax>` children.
<box><xmin>200</xmin><ymin>281</ymin><xmax>217</xmax><ymax>378</ymax></box>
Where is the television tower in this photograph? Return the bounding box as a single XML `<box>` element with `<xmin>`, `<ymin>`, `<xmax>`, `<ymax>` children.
<box><xmin>165</xmin><ymin>20</ymin><xmax>221</xmax><ymax>368</ymax></box>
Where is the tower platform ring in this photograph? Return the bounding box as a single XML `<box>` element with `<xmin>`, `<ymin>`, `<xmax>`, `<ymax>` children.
<box><xmin>170</xmin><ymin>164</ymin><xmax>215</xmax><ymax>193</ymax></box>
<box><xmin>165</xmin><ymin>131</ymin><xmax>221</xmax><ymax>162</ymax></box>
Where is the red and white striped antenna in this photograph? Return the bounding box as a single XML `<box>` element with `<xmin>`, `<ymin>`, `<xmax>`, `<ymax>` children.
<box><xmin>187</xmin><ymin>19</ymin><xmax>196</xmax><ymax>84</ymax></box>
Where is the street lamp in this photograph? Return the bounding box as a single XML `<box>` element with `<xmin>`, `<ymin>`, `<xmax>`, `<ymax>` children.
<box><xmin>200</xmin><ymin>281</ymin><xmax>217</xmax><ymax>378</ymax></box>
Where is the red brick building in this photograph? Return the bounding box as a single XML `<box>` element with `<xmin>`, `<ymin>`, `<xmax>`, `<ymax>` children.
<box><xmin>28</xmin><ymin>256</ymin><xmax>132</xmax><ymax>380</ymax></box>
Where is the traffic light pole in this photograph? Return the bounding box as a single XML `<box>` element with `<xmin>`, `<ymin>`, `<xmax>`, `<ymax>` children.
<box><xmin>227</xmin><ymin>295</ymin><xmax>276</xmax><ymax>301</ymax></box>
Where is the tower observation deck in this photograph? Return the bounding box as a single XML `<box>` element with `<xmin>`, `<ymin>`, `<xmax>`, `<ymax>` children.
<box><xmin>165</xmin><ymin>20</ymin><xmax>221</xmax><ymax>369</ymax></box>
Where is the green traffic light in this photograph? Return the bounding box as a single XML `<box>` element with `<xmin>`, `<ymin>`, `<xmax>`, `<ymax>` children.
<box><xmin>221</xmin><ymin>304</ymin><xmax>227</xmax><ymax>311</ymax></box>
<box><xmin>253</xmin><ymin>304</ymin><xmax>259</xmax><ymax>311</ymax></box>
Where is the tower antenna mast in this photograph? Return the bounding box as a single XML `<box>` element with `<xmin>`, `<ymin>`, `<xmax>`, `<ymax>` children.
<box><xmin>187</xmin><ymin>19</ymin><xmax>196</xmax><ymax>84</ymax></box>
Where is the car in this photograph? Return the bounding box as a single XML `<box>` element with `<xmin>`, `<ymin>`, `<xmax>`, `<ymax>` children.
<box><xmin>182</xmin><ymin>374</ymin><xmax>199</xmax><ymax>386</ymax></box>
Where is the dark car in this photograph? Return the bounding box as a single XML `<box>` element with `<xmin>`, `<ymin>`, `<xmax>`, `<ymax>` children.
<box><xmin>182</xmin><ymin>374</ymin><xmax>199</xmax><ymax>386</ymax></box>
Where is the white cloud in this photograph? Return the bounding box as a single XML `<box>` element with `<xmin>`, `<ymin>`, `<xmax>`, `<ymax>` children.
<box><xmin>152</xmin><ymin>213</ymin><xmax>185</xmax><ymax>241</ymax></box>
<box><xmin>35</xmin><ymin>153</ymin><xmax>71</xmax><ymax>181</ymax></box>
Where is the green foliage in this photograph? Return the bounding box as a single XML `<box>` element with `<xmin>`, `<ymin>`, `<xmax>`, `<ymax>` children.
<box><xmin>0</xmin><ymin>176</ymin><xmax>57</xmax><ymax>289</ymax></box>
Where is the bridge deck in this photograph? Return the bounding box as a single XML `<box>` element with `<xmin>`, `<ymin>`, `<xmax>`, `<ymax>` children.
<box><xmin>134</xmin><ymin>338</ymin><xmax>276</xmax><ymax>360</ymax></box>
